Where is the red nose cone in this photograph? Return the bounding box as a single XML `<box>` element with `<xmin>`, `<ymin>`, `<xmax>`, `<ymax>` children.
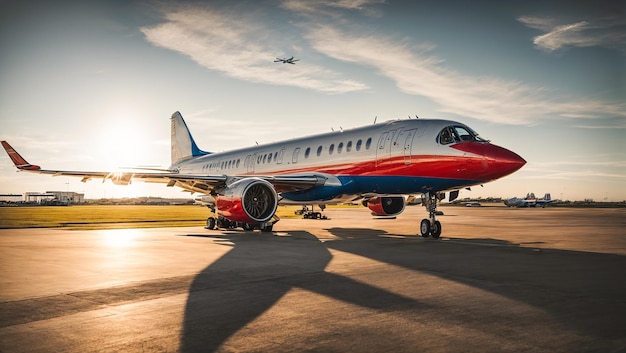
<box><xmin>451</xmin><ymin>142</ymin><xmax>526</xmax><ymax>180</ymax></box>
<box><xmin>487</xmin><ymin>144</ymin><xmax>526</xmax><ymax>177</ymax></box>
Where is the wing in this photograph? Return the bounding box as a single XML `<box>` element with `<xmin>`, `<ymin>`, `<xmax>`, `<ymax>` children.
<box><xmin>2</xmin><ymin>141</ymin><xmax>327</xmax><ymax>195</ymax></box>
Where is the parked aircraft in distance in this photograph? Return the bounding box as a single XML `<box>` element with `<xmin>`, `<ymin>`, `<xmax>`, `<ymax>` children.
<box><xmin>2</xmin><ymin>111</ymin><xmax>525</xmax><ymax>238</ymax></box>
<box><xmin>274</xmin><ymin>56</ymin><xmax>299</xmax><ymax>64</ymax></box>
<box><xmin>504</xmin><ymin>193</ymin><xmax>552</xmax><ymax>207</ymax></box>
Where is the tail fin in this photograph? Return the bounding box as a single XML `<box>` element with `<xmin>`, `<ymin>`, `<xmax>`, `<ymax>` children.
<box><xmin>544</xmin><ymin>193</ymin><xmax>551</xmax><ymax>201</ymax></box>
<box><xmin>1</xmin><ymin>141</ymin><xmax>41</xmax><ymax>170</ymax></box>
<box><xmin>170</xmin><ymin>111</ymin><xmax>210</xmax><ymax>165</ymax></box>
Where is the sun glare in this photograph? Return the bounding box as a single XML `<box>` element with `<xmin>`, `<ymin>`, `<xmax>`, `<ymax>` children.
<box><xmin>100</xmin><ymin>228</ymin><xmax>142</xmax><ymax>248</ymax></box>
<box><xmin>95</xmin><ymin>122</ymin><xmax>147</xmax><ymax>168</ymax></box>
<box><xmin>82</xmin><ymin>110</ymin><xmax>161</xmax><ymax>198</ymax></box>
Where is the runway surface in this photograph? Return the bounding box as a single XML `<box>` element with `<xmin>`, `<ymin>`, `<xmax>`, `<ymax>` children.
<box><xmin>1</xmin><ymin>206</ymin><xmax>625</xmax><ymax>352</ymax></box>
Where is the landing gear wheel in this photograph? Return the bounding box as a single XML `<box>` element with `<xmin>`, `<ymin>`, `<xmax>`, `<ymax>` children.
<box><xmin>420</xmin><ymin>219</ymin><xmax>430</xmax><ymax>238</ymax></box>
<box><xmin>430</xmin><ymin>220</ymin><xmax>442</xmax><ymax>239</ymax></box>
<box><xmin>259</xmin><ymin>223</ymin><xmax>273</xmax><ymax>233</ymax></box>
<box><xmin>420</xmin><ymin>192</ymin><xmax>444</xmax><ymax>239</ymax></box>
<box><xmin>206</xmin><ymin>217</ymin><xmax>216</xmax><ymax>230</ymax></box>
<box><xmin>242</xmin><ymin>223</ymin><xmax>254</xmax><ymax>231</ymax></box>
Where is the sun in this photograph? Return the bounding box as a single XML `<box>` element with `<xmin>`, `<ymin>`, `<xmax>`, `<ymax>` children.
<box><xmin>95</xmin><ymin>122</ymin><xmax>148</xmax><ymax>168</ymax></box>
<box><xmin>82</xmin><ymin>110</ymin><xmax>162</xmax><ymax>198</ymax></box>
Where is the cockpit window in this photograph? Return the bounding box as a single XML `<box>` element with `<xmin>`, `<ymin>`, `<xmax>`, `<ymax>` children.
<box><xmin>438</xmin><ymin>125</ymin><xmax>488</xmax><ymax>145</ymax></box>
<box><xmin>439</xmin><ymin>127</ymin><xmax>454</xmax><ymax>144</ymax></box>
<box><xmin>454</xmin><ymin>126</ymin><xmax>473</xmax><ymax>142</ymax></box>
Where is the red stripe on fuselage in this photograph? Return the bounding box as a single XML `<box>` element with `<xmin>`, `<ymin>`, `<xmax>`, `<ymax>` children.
<box><xmin>246</xmin><ymin>154</ymin><xmax>498</xmax><ymax>181</ymax></box>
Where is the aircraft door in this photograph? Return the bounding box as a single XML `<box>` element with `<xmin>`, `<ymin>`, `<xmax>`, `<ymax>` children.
<box><xmin>376</xmin><ymin>130</ymin><xmax>397</xmax><ymax>167</ymax></box>
<box><xmin>246</xmin><ymin>154</ymin><xmax>256</xmax><ymax>173</ymax></box>
<box><xmin>276</xmin><ymin>148</ymin><xmax>285</xmax><ymax>164</ymax></box>
<box><xmin>396</xmin><ymin>129</ymin><xmax>417</xmax><ymax>165</ymax></box>
<box><xmin>292</xmin><ymin>148</ymin><xmax>301</xmax><ymax>164</ymax></box>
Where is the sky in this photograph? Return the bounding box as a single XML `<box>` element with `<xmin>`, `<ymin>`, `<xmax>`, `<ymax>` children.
<box><xmin>0</xmin><ymin>0</ymin><xmax>624</xmax><ymax>201</ymax></box>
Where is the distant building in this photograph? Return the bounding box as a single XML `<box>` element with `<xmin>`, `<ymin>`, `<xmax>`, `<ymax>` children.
<box><xmin>23</xmin><ymin>192</ymin><xmax>55</xmax><ymax>204</ymax></box>
<box><xmin>0</xmin><ymin>194</ymin><xmax>23</xmax><ymax>203</ymax></box>
<box><xmin>22</xmin><ymin>191</ymin><xmax>85</xmax><ymax>204</ymax></box>
<box><xmin>46</xmin><ymin>191</ymin><xmax>85</xmax><ymax>204</ymax></box>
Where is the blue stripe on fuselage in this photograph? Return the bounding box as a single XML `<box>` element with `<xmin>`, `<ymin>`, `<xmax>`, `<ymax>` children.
<box><xmin>280</xmin><ymin>175</ymin><xmax>481</xmax><ymax>202</ymax></box>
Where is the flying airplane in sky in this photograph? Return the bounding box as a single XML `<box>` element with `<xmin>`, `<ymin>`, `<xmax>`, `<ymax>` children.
<box><xmin>2</xmin><ymin>111</ymin><xmax>525</xmax><ymax>238</ymax></box>
<box><xmin>274</xmin><ymin>56</ymin><xmax>299</xmax><ymax>64</ymax></box>
<box><xmin>504</xmin><ymin>193</ymin><xmax>552</xmax><ymax>207</ymax></box>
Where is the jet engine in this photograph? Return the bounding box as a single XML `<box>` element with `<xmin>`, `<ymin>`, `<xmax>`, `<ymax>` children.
<box><xmin>365</xmin><ymin>196</ymin><xmax>406</xmax><ymax>217</ymax></box>
<box><xmin>216</xmin><ymin>178</ymin><xmax>278</xmax><ymax>223</ymax></box>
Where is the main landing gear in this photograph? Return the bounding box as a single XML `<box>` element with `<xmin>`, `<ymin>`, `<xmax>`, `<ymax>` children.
<box><xmin>204</xmin><ymin>205</ymin><xmax>278</xmax><ymax>232</ymax></box>
<box><xmin>295</xmin><ymin>205</ymin><xmax>328</xmax><ymax>220</ymax></box>
<box><xmin>420</xmin><ymin>193</ymin><xmax>442</xmax><ymax>239</ymax></box>
<box><xmin>205</xmin><ymin>215</ymin><xmax>278</xmax><ymax>232</ymax></box>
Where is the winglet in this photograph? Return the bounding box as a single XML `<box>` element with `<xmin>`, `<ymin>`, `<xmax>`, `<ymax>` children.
<box><xmin>1</xmin><ymin>141</ymin><xmax>41</xmax><ymax>170</ymax></box>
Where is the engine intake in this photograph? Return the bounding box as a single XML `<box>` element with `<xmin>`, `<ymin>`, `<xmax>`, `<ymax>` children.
<box><xmin>366</xmin><ymin>196</ymin><xmax>406</xmax><ymax>217</ymax></box>
<box><xmin>216</xmin><ymin>178</ymin><xmax>278</xmax><ymax>223</ymax></box>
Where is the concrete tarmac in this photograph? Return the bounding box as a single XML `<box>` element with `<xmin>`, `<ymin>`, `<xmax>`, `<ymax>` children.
<box><xmin>0</xmin><ymin>205</ymin><xmax>624</xmax><ymax>352</ymax></box>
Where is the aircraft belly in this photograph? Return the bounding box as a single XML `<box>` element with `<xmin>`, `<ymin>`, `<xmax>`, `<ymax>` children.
<box><xmin>279</xmin><ymin>175</ymin><xmax>481</xmax><ymax>202</ymax></box>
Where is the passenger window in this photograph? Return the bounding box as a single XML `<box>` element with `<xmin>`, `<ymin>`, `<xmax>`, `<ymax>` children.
<box><xmin>365</xmin><ymin>138</ymin><xmax>372</xmax><ymax>150</ymax></box>
<box><xmin>304</xmin><ymin>147</ymin><xmax>311</xmax><ymax>158</ymax></box>
<box><xmin>263</xmin><ymin>154</ymin><xmax>267</xmax><ymax>163</ymax></box>
<box><xmin>346</xmin><ymin>141</ymin><xmax>352</xmax><ymax>152</ymax></box>
<box><xmin>356</xmin><ymin>139</ymin><xmax>362</xmax><ymax>151</ymax></box>
<box><xmin>329</xmin><ymin>144</ymin><xmax>335</xmax><ymax>155</ymax></box>
<box><xmin>267</xmin><ymin>153</ymin><xmax>272</xmax><ymax>163</ymax></box>
<box><xmin>236</xmin><ymin>159</ymin><xmax>240</xmax><ymax>168</ymax></box>
<box><xmin>338</xmin><ymin>142</ymin><xmax>343</xmax><ymax>153</ymax></box>
<box><xmin>317</xmin><ymin>146</ymin><xmax>322</xmax><ymax>156</ymax></box>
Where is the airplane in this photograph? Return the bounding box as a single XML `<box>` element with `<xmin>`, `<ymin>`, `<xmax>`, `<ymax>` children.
<box><xmin>274</xmin><ymin>56</ymin><xmax>299</xmax><ymax>64</ymax></box>
<box><xmin>504</xmin><ymin>193</ymin><xmax>552</xmax><ymax>208</ymax></box>
<box><xmin>1</xmin><ymin>111</ymin><xmax>526</xmax><ymax>238</ymax></box>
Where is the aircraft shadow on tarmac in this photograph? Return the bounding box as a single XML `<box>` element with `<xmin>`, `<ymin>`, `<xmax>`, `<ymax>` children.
<box><xmin>180</xmin><ymin>231</ymin><xmax>426</xmax><ymax>352</ymax></box>
<box><xmin>325</xmin><ymin>227</ymin><xmax>626</xmax><ymax>342</ymax></box>
<box><xmin>181</xmin><ymin>228</ymin><xmax>626</xmax><ymax>352</ymax></box>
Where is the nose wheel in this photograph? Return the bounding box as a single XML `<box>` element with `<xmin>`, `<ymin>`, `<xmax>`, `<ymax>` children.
<box><xmin>420</xmin><ymin>219</ymin><xmax>441</xmax><ymax>239</ymax></box>
<box><xmin>420</xmin><ymin>193</ymin><xmax>442</xmax><ymax>239</ymax></box>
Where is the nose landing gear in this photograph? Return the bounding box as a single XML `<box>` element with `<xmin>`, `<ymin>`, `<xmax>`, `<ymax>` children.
<box><xmin>420</xmin><ymin>193</ymin><xmax>442</xmax><ymax>239</ymax></box>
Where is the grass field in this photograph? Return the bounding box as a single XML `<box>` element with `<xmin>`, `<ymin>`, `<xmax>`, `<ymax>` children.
<box><xmin>0</xmin><ymin>204</ymin><xmax>314</xmax><ymax>229</ymax></box>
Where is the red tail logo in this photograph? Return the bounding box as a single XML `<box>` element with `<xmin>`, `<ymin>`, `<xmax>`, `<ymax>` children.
<box><xmin>1</xmin><ymin>141</ymin><xmax>41</xmax><ymax>170</ymax></box>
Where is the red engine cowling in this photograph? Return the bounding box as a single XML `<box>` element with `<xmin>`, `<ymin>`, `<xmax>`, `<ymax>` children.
<box><xmin>216</xmin><ymin>178</ymin><xmax>278</xmax><ymax>223</ymax></box>
<box><xmin>366</xmin><ymin>196</ymin><xmax>406</xmax><ymax>216</ymax></box>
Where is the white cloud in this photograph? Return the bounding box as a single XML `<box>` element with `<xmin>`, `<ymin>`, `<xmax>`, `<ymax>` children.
<box><xmin>520</xmin><ymin>158</ymin><xmax>626</xmax><ymax>181</ymax></box>
<box><xmin>141</xmin><ymin>4</ymin><xmax>367</xmax><ymax>94</ymax></box>
<box><xmin>305</xmin><ymin>25</ymin><xmax>626</xmax><ymax>125</ymax></box>
<box><xmin>141</xmin><ymin>3</ymin><xmax>626</xmax><ymax>126</ymax></box>
<box><xmin>524</xmin><ymin>169</ymin><xmax>626</xmax><ymax>180</ymax></box>
<box><xmin>281</xmin><ymin>0</ymin><xmax>385</xmax><ymax>17</ymax></box>
<box><xmin>518</xmin><ymin>16</ymin><xmax>626</xmax><ymax>53</ymax></box>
